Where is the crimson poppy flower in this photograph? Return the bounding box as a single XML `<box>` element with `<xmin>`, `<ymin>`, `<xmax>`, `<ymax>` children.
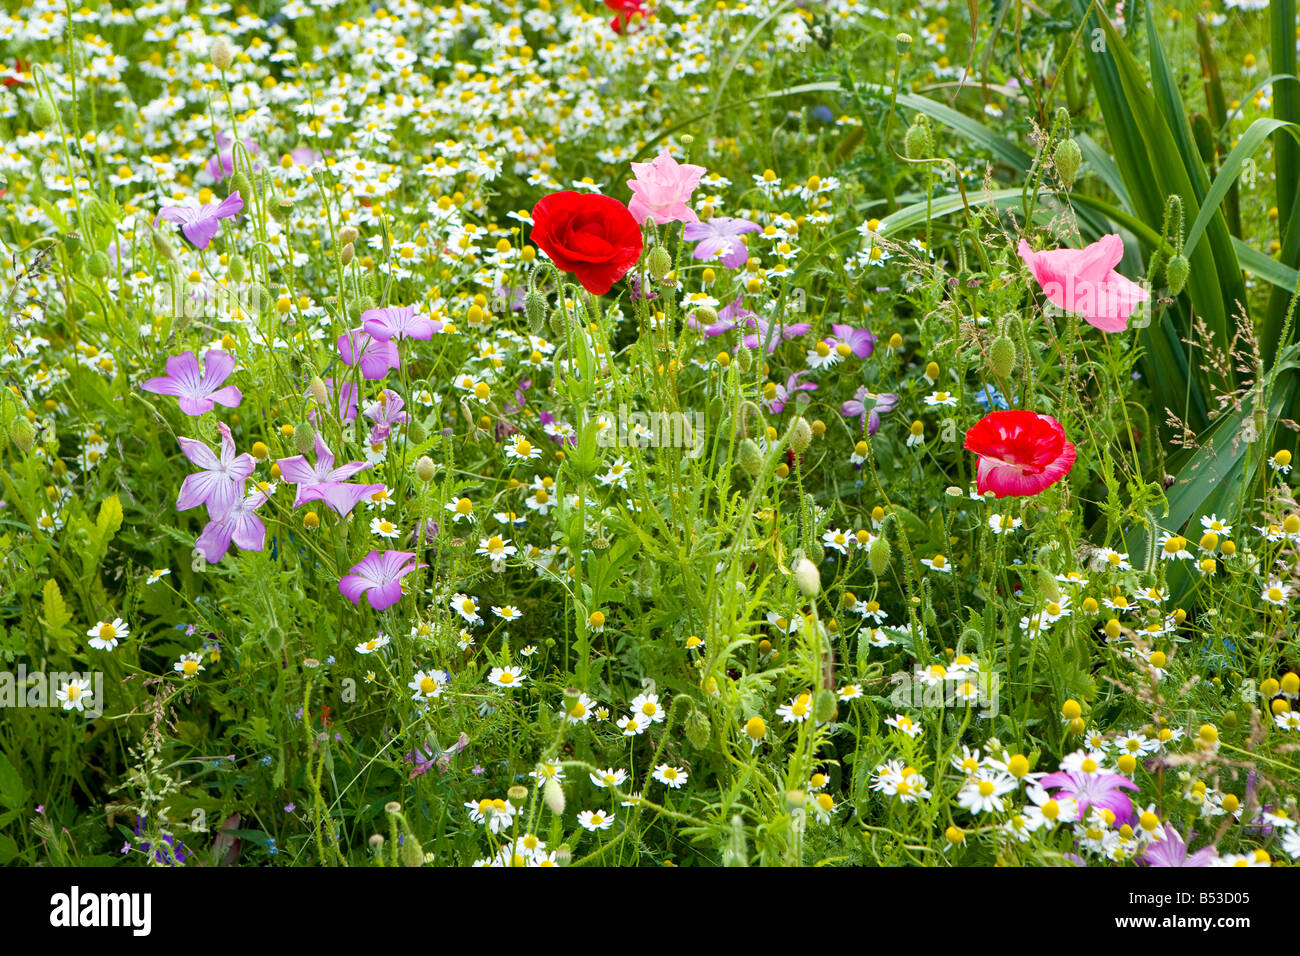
<box><xmin>604</xmin><ymin>0</ymin><xmax>646</xmax><ymax>34</ymax></box>
<box><xmin>530</xmin><ymin>191</ymin><xmax>643</xmax><ymax>295</ymax></box>
<box><xmin>963</xmin><ymin>410</ymin><xmax>1076</xmax><ymax>499</ymax></box>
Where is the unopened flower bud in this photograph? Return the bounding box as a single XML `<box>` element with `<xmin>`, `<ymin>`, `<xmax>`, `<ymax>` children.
<box><xmin>400</xmin><ymin>834</ymin><xmax>424</xmax><ymax>867</ymax></box>
<box><xmin>684</xmin><ymin>707</ymin><xmax>711</xmax><ymax>749</ymax></box>
<box><xmin>414</xmin><ymin>455</ymin><xmax>436</xmax><ymax>483</ymax></box>
<box><xmin>647</xmin><ymin>245</ymin><xmax>673</xmax><ymax>281</ymax></box>
<box><xmin>1054</xmin><ymin>138</ymin><xmax>1082</xmax><ymax>188</ymax></box>
<box><xmin>794</xmin><ymin>557</ymin><xmax>820</xmax><ymax>597</ymax></box>
<box><xmin>10</xmin><ymin>417</ymin><xmax>35</xmax><ymax>453</ymax></box>
<box><xmin>904</xmin><ymin>118</ymin><xmax>931</xmax><ymax>160</ymax></box>
<box><xmin>228</xmin><ymin>172</ymin><xmax>251</xmax><ymax>202</ymax></box>
<box><xmin>787</xmin><ymin>416</ymin><xmax>813</xmax><ymax>454</ymax></box>
<box><xmin>1165</xmin><ymin>254</ymin><xmax>1189</xmax><ymax>295</ymax></box>
<box><xmin>869</xmin><ymin>533</ymin><xmax>891</xmax><ymax>576</ymax></box>
<box><xmin>86</xmin><ymin>251</ymin><xmax>110</xmax><ymax>279</ymax></box>
<box><xmin>31</xmin><ymin>97</ymin><xmax>56</xmax><ymax>129</ymax></box>
<box><xmin>524</xmin><ymin>289</ymin><xmax>547</xmax><ymax>332</ymax></box>
<box><xmin>210</xmin><ymin>35</ymin><xmax>235</xmax><ymax>70</ymax></box>
<box><xmin>294</xmin><ymin>421</ymin><xmax>316</xmax><ymax>454</ymax></box>
<box><xmin>693</xmin><ymin>305</ymin><xmax>718</xmax><ymax>327</ymax></box>
<box><xmin>989</xmin><ymin>333</ymin><xmax>1016</xmax><ymax>379</ymax></box>
<box><xmin>340</xmin><ymin>242</ymin><xmax>355</xmax><ymax>266</ymax></box>
<box><xmin>309</xmin><ymin>376</ymin><xmax>329</xmax><ymax>406</ymax></box>
<box><xmin>738</xmin><ymin>438</ymin><xmax>763</xmax><ymax>476</ymax></box>
<box><xmin>338</xmin><ymin>225</ymin><xmax>359</xmax><ymax>246</ymax></box>
<box><xmin>813</xmin><ymin>688</ymin><xmax>838</xmax><ymax>723</ymax></box>
<box><xmin>543</xmin><ymin>777</ymin><xmax>566</xmax><ymax>815</ymax></box>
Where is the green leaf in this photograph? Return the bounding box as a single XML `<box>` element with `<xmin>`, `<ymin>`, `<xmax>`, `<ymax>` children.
<box><xmin>0</xmin><ymin>753</ymin><xmax>29</xmax><ymax>810</ymax></box>
<box><xmin>41</xmin><ymin>579</ymin><xmax>72</xmax><ymax>646</ymax></box>
<box><xmin>95</xmin><ymin>494</ymin><xmax>123</xmax><ymax>546</ymax></box>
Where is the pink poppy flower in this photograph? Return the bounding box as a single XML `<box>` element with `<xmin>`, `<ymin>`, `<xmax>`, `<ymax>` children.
<box><xmin>964</xmin><ymin>410</ymin><xmax>1077</xmax><ymax>499</ymax></box>
<box><xmin>337</xmin><ymin>328</ymin><xmax>400</xmax><ymax>380</ymax></box>
<box><xmin>338</xmin><ymin>550</ymin><xmax>427</xmax><ymax>611</ymax></box>
<box><xmin>627</xmin><ymin>149</ymin><xmax>706</xmax><ymax>226</ymax></box>
<box><xmin>175</xmin><ymin>422</ymin><xmax>256</xmax><ymax>520</ymax></box>
<box><xmin>276</xmin><ymin>434</ymin><xmax>384</xmax><ymax>516</ymax></box>
<box><xmin>1017</xmin><ymin>233</ymin><xmax>1149</xmax><ymax>333</ymax></box>
<box><xmin>361</xmin><ymin>305</ymin><xmax>442</xmax><ymax>342</ymax></box>
<box><xmin>156</xmin><ymin>192</ymin><xmax>244</xmax><ymax>250</ymax></box>
<box><xmin>141</xmin><ymin>350</ymin><xmax>242</xmax><ymax>416</ymax></box>
<box><xmin>195</xmin><ymin>488</ymin><xmax>268</xmax><ymax>563</ymax></box>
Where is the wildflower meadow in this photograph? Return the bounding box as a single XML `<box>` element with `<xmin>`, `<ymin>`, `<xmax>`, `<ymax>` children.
<box><xmin>3</xmin><ymin>0</ymin><xmax>1300</xmax><ymax>880</ymax></box>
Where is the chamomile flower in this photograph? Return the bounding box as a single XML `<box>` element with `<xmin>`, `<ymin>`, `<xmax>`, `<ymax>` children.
<box><xmin>409</xmin><ymin>668</ymin><xmax>448</xmax><ymax>701</ymax></box>
<box><xmin>920</xmin><ymin>554</ymin><xmax>951</xmax><ymax>573</ymax></box>
<box><xmin>956</xmin><ymin>771</ymin><xmax>1017</xmax><ymax>814</ymax></box>
<box><xmin>88</xmin><ymin>618</ymin><xmax>128</xmax><ymax>651</ymax></box>
<box><xmin>504</xmin><ymin>435</ymin><xmax>541</xmax><ymax>460</ymax></box>
<box><xmin>355</xmin><ymin>633</ymin><xmax>391</xmax><ymax>654</ymax></box>
<box><xmin>590</xmin><ymin>767</ymin><xmax>628</xmax><ymax>788</ymax></box>
<box><xmin>173</xmin><ymin>652</ymin><xmax>205</xmax><ymax>679</ymax></box>
<box><xmin>923</xmin><ymin>390</ymin><xmax>958</xmax><ymax>408</ymax></box>
<box><xmin>56</xmin><ymin>679</ymin><xmax>94</xmax><ymax>712</ymax></box>
<box><xmin>145</xmin><ymin>568</ymin><xmax>171</xmax><ymax>584</ymax></box>
<box><xmin>629</xmin><ymin>692</ymin><xmax>666</xmax><ymax>724</ymax></box>
<box><xmin>565</xmin><ymin>693</ymin><xmax>596</xmax><ymax>724</ymax></box>
<box><xmin>652</xmin><ymin>764</ymin><xmax>688</xmax><ymax>789</ymax></box>
<box><xmin>452</xmin><ymin>593</ymin><xmax>484</xmax><ymax>626</ymax></box>
<box><xmin>988</xmin><ymin>513</ymin><xmax>1022</xmax><ymax>534</ymax></box>
<box><xmin>476</xmin><ymin>534</ymin><xmax>517</xmax><ymax>571</ymax></box>
<box><xmin>466</xmin><ymin>797</ymin><xmax>517</xmax><ymax>833</ymax></box>
<box><xmin>1262</xmin><ymin>579</ymin><xmax>1292</xmax><ymax>606</ymax></box>
<box><xmin>1200</xmin><ymin>514</ymin><xmax>1233</xmax><ymax>535</ymax></box>
<box><xmin>616</xmin><ymin>714</ymin><xmax>647</xmax><ymax>736</ymax></box>
<box><xmin>776</xmin><ymin>692</ymin><xmax>813</xmax><ymax>723</ymax></box>
<box><xmin>1094</xmin><ymin>548</ymin><xmax>1133</xmax><ymax>571</ymax></box>
<box><xmin>488</xmin><ymin>666</ymin><xmax>525</xmax><ymax>689</ymax></box>
<box><xmin>370</xmin><ymin>516</ymin><xmax>402</xmax><ymax>539</ymax></box>
<box><xmin>444</xmin><ymin>496</ymin><xmax>476</xmax><ymax>523</ymax></box>
<box><xmin>492</xmin><ymin>605</ymin><xmax>523</xmax><ymax>621</ymax></box>
<box><xmin>577</xmin><ymin>809</ymin><xmax>615</xmax><ymax>831</ymax></box>
<box><xmin>838</xmin><ymin>683</ymin><xmax>864</xmax><ymax>701</ymax></box>
<box><xmin>885</xmin><ymin>713</ymin><xmax>923</xmax><ymax>738</ymax></box>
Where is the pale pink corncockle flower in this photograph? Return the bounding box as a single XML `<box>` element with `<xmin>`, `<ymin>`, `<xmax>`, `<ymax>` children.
<box><xmin>195</xmin><ymin>487</ymin><xmax>268</xmax><ymax>563</ymax></box>
<box><xmin>1017</xmin><ymin>233</ymin><xmax>1149</xmax><ymax>333</ymax></box>
<box><xmin>141</xmin><ymin>350</ymin><xmax>242</xmax><ymax>416</ymax></box>
<box><xmin>626</xmin><ymin>150</ymin><xmax>706</xmax><ymax>226</ymax></box>
<box><xmin>337</xmin><ymin>328</ymin><xmax>400</xmax><ymax>380</ymax></box>
<box><xmin>362</xmin><ymin>305</ymin><xmax>442</xmax><ymax>341</ymax></box>
<box><xmin>156</xmin><ymin>192</ymin><xmax>244</xmax><ymax>250</ymax></box>
<box><xmin>338</xmin><ymin>550</ymin><xmax>427</xmax><ymax>611</ymax></box>
<box><xmin>175</xmin><ymin>422</ymin><xmax>256</xmax><ymax>520</ymax></box>
<box><xmin>363</xmin><ymin>389</ymin><xmax>408</xmax><ymax>444</ymax></box>
<box><xmin>276</xmin><ymin>433</ymin><xmax>384</xmax><ymax>516</ymax></box>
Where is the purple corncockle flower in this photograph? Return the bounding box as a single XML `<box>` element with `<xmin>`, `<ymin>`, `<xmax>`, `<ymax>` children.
<box><xmin>338</xmin><ymin>550</ymin><xmax>426</xmax><ymax>611</ymax></box>
<box><xmin>1140</xmin><ymin>826</ymin><xmax>1218</xmax><ymax>867</ymax></box>
<box><xmin>363</xmin><ymin>389</ymin><xmax>408</xmax><ymax>444</ymax></box>
<box><xmin>766</xmin><ymin>370</ymin><xmax>818</xmax><ymax>414</ymax></box>
<box><xmin>361</xmin><ymin>305</ymin><xmax>441</xmax><ymax>342</ymax></box>
<box><xmin>683</xmin><ymin>216</ymin><xmax>761</xmax><ymax>269</ymax></box>
<box><xmin>338</xmin><ymin>328</ymin><xmax>400</xmax><ymax>380</ymax></box>
<box><xmin>831</xmin><ymin>323</ymin><xmax>877</xmax><ymax>359</ymax></box>
<box><xmin>205</xmin><ymin>132</ymin><xmax>260</xmax><ymax>182</ymax></box>
<box><xmin>195</xmin><ymin>488</ymin><xmax>268</xmax><ymax>563</ymax></box>
<box><xmin>492</xmin><ymin>285</ymin><xmax>527</xmax><ymax>312</ymax></box>
<box><xmin>176</xmin><ymin>422</ymin><xmax>255</xmax><ymax>520</ymax></box>
<box><xmin>841</xmin><ymin>386</ymin><xmax>899</xmax><ymax>436</ymax></box>
<box><xmin>627</xmin><ymin>271</ymin><xmax>658</xmax><ymax>302</ymax></box>
<box><xmin>142</xmin><ymin>349</ymin><xmax>242</xmax><ymax>416</ymax></box>
<box><xmin>157</xmin><ymin>192</ymin><xmax>244</xmax><ymax>250</ymax></box>
<box><xmin>276</xmin><ymin>433</ymin><xmax>384</xmax><ymax>516</ymax></box>
<box><xmin>1040</xmin><ymin>765</ymin><xmax>1139</xmax><ymax>827</ymax></box>
<box><xmin>740</xmin><ymin>313</ymin><xmax>812</xmax><ymax>353</ymax></box>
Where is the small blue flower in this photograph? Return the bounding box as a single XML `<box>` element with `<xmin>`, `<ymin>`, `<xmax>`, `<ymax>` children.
<box><xmin>974</xmin><ymin>384</ymin><xmax>1011</xmax><ymax>411</ymax></box>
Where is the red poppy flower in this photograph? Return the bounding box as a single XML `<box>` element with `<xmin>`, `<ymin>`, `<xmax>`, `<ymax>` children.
<box><xmin>964</xmin><ymin>410</ymin><xmax>1076</xmax><ymax>499</ymax></box>
<box><xmin>530</xmin><ymin>191</ymin><xmax>643</xmax><ymax>296</ymax></box>
<box><xmin>604</xmin><ymin>0</ymin><xmax>646</xmax><ymax>34</ymax></box>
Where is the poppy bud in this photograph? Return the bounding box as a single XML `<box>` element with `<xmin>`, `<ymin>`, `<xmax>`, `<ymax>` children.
<box><xmin>31</xmin><ymin>97</ymin><xmax>56</xmax><ymax>129</ymax></box>
<box><xmin>524</xmin><ymin>289</ymin><xmax>547</xmax><ymax>332</ymax></box>
<box><xmin>787</xmin><ymin>416</ymin><xmax>813</xmax><ymax>454</ymax></box>
<box><xmin>10</xmin><ymin>417</ymin><xmax>34</xmax><ymax>453</ymax></box>
<box><xmin>734</xmin><ymin>345</ymin><xmax>753</xmax><ymax>373</ymax></box>
<box><xmin>228</xmin><ymin>172</ymin><xmax>251</xmax><ymax>201</ymax></box>
<box><xmin>309</xmin><ymin>376</ymin><xmax>329</xmax><ymax>406</ymax></box>
<box><xmin>869</xmin><ymin>533</ymin><xmax>891</xmax><ymax>576</ymax></box>
<box><xmin>693</xmin><ymin>304</ymin><xmax>718</xmax><ymax>327</ymax></box>
<box><xmin>293</xmin><ymin>422</ymin><xmax>316</xmax><ymax>454</ymax></box>
<box><xmin>684</xmin><ymin>707</ymin><xmax>711</xmax><ymax>749</ymax></box>
<box><xmin>210</xmin><ymin>35</ymin><xmax>235</xmax><ymax>70</ymax></box>
<box><xmin>1054</xmin><ymin>138</ymin><xmax>1082</xmax><ymax>188</ymax></box>
<box><xmin>647</xmin><ymin>245</ymin><xmax>672</xmax><ymax>280</ymax></box>
<box><xmin>415</xmin><ymin>455</ymin><xmax>436</xmax><ymax>482</ymax></box>
<box><xmin>340</xmin><ymin>242</ymin><xmax>355</xmax><ymax>266</ymax></box>
<box><xmin>338</xmin><ymin>225</ymin><xmax>359</xmax><ymax>246</ymax></box>
<box><xmin>152</xmin><ymin>229</ymin><xmax>177</xmax><ymax>262</ymax></box>
<box><xmin>794</xmin><ymin>557</ymin><xmax>820</xmax><ymax>597</ymax></box>
<box><xmin>548</xmin><ymin>306</ymin><xmax>569</xmax><ymax>338</ymax></box>
<box><xmin>738</xmin><ymin>438</ymin><xmax>763</xmax><ymax>476</ymax></box>
<box><xmin>86</xmin><ymin>250</ymin><xmax>110</xmax><ymax>279</ymax></box>
<box><xmin>399</xmin><ymin>834</ymin><xmax>424</xmax><ymax>867</ymax></box>
<box><xmin>543</xmin><ymin>777</ymin><xmax>565</xmax><ymax>815</ymax></box>
<box><xmin>903</xmin><ymin>117</ymin><xmax>931</xmax><ymax>160</ymax></box>
<box><xmin>989</xmin><ymin>333</ymin><xmax>1016</xmax><ymax>380</ymax></box>
<box><xmin>813</xmin><ymin>688</ymin><xmax>838</xmax><ymax>723</ymax></box>
<box><xmin>1165</xmin><ymin>254</ymin><xmax>1189</xmax><ymax>295</ymax></box>
<box><xmin>407</xmin><ymin>419</ymin><xmax>427</xmax><ymax>444</ymax></box>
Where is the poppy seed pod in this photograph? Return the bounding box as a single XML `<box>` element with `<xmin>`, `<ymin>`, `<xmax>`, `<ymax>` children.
<box><xmin>270</xmin><ymin>198</ymin><xmax>293</xmax><ymax>223</ymax></box>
